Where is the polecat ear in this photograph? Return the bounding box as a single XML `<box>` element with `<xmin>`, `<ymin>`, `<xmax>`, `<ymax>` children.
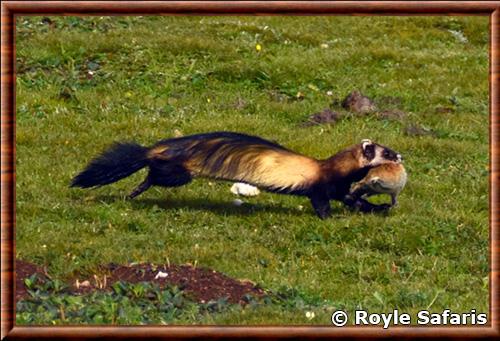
<box><xmin>361</xmin><ymin>139</ymin><xmax>372</xmax><ymax>150</ymax></box>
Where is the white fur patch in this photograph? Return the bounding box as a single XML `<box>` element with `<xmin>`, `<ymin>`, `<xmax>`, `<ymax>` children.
<box><xmin>230</xmin><ymin>182</ymin><xmax>261</xmax><ymax>196</ymax></box>
<box><xmin>369</xmin><ymin>147</ymin><xmax>390</xmax><ymax>167</ymax></box>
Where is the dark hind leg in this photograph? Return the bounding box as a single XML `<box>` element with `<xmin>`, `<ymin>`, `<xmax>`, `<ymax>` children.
<box><xmin>128</xmin><ymin>177</ymin><xmax>152</xmax><ymax>199</ymax></box>
<box><xmin>149</xmin><ymin>161</ymin><xmax>193</xmax><ymax>188</ymax></box>
<box><xmin>128</xmin><ymin>161</ymin><xmax>193</xmax><ymax>199</ymax></box>
<box><xmin>309</xmin><ymin>192</ymin><xmax>332</xmax><ymax>219</ymax></box>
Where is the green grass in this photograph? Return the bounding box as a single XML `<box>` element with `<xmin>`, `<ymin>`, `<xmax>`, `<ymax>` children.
<box><xmin>16</xmin><ymin>16</ymin><xmax>489</xmax><ymax>325</ymax></box>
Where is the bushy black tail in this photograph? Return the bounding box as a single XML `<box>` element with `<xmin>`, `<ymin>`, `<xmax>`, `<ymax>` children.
<box><xmin>70</xmin><ymin>142</ymin><xmax>149</xmax><ymax>188</ymax></box>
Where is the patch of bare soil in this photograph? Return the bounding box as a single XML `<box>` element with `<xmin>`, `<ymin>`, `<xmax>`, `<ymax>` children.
<box><xmin>377</xmin><ymin>109</ymin><xmax>407</xmax><ymax>121</ymax></box>
<box><xmin>302</xmin><ymin>90</ymin><xmax>415</xmax><ymax>128</ymax></box>
<box><xmin>302</xmin><ymin>108</ymin><xmax>343</xmax><ymax>126</ymax></box>
<box><xmin>15</xmin><ymin>260</ymin><xmax>265</xmax><ymax>304</ymax></box>
<box><xmin>15</xmin><ymin>260</ymin><xmax>49</xmax><ymax>301</ymax></box>
<box><xmin>405</xmin><ymin>123</ymin><xmax>437</xmax><ymax>137</ymax></box>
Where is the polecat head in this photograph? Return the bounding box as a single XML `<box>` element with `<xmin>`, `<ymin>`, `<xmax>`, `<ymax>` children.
<box><xmin>360</xmin><ymin>139</ymin><xmax>402</xmax><ymax>166</ymax></box>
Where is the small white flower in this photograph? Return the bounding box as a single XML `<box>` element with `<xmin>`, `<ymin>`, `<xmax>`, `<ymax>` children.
<box><xmin>154</xmin><ymin>271</ymin><xmax>168</xmax><ymax>279</ymax></box>
<box><xmin>306</xmin><ymin>311</ymin><xmax>315</xmax><ymax>320</ymax></box>
<box><xmin>320</xmin><ymin>43</ymin><xmax>329</xmax><ymax>49</ymax></box>
<box><xmin>326</xmin><ymin>91</ymin><xmax>333</xmax><ymax>96</ymax></box>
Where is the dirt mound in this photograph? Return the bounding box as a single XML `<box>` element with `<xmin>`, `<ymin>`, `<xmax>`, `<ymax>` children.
<box><xmin>302</xmin><ymin>90</ymin><xmax>411</xmax><ymax>128</ymax></box>
<box><xmin>15</xmin><ymin>259</ymin><xmax>265</xmax><ymax>304</ymax></box>
<box><xmin>302</xmin><ymin>108</ymin><xmax>343</xmax><ymax>126</ymax></box>
<box><xmin>341</xmin><ymin>90</ymin><xmax>377</xmax><ymax>114</ymax></box>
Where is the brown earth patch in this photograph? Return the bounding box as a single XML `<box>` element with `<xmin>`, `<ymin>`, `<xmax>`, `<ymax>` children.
<box><xmin>15</xmin><ymin>260</ymin><xmax>49</xmax><ymax>301</ymax></box>
<box><xmin>405</xmin><ymin>123</ymin><xmax>437</xmax><ymax>137</ymax></box>
<box><xmin>302</xmin><ymin>108</ymin><xmax>343</xmax><ymax>126</ymax></box>
<box><xmin>15</xmin><ymin>260</ymin><xmax>265</xmax><ymax>304</ymax></box>
<box><xmin>377</xmin><ymin>109</ymin><xmax>407</xmax><ymax>121</ymax></box>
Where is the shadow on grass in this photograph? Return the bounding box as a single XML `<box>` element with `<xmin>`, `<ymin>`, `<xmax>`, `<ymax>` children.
<box><xmin>93</xmin><ymin>194</ymin><xmax>309</xmax><ymax>217</ymax></box>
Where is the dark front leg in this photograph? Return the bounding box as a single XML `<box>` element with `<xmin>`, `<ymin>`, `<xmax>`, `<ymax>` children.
<box><xmin>309</xmin><ymin>194</ymin><xmax>332</xmax><ymax>219</ymax></box>
<box><xmin>346</xmin><ymin>197</ymin><xmax>391</xmax><ymax>213</ymax></box>
<box><xmin>391</xmin><ymin>194</ymin><xmax>397</xmax><ymax>206</ymax></box>
<box><xmin>358</xmin><ymin>198</ymin><xmax>391</xmax><ymax>213</ymax></box>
